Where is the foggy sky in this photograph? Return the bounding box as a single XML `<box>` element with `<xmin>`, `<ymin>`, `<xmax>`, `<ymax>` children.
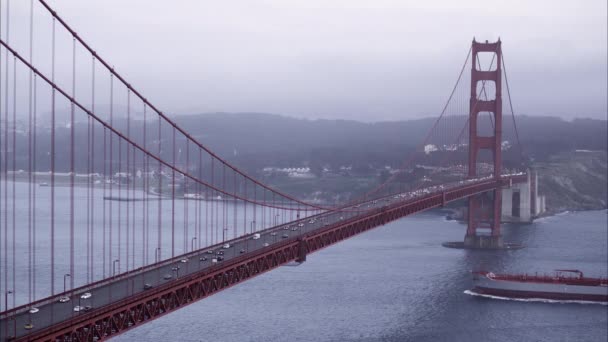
<box><xmin>10</xmin><ymin>0</ymin><xmax>608</xmax><ymax>121</ymax></box>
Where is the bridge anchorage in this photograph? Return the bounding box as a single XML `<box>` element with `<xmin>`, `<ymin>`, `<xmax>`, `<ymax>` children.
<box><xmin>444</xmin><ymin>39</ymin><xmax>523</xmax><ymax>250</ymax></box>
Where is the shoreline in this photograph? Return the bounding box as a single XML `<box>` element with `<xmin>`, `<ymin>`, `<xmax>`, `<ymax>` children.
<box><xmin>438</xmin><ymin>206</ymin><xmax>607</xmax><ymax>223</ymax></box>
<box><xmin>4</xmin><ymin>177</ymin><xmax>606</xmax><ymax>213</ymax></box>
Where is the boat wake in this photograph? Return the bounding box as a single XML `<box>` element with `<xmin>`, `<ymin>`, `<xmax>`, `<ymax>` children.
<box><xmin>464</xmin><ymin>290</ymin><xmax>608</xmax><ymax>306</ymax></box>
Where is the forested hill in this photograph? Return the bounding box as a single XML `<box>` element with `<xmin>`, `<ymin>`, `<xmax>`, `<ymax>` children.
<box><xmin>172</xmin><ymin>113</ymin><xmax>606</xmax><ymax>169</ymax></box>
<box><xmin>2</xmin><ymin>112</ymin><xmax>606</xmax><ymax>174</ymax></box>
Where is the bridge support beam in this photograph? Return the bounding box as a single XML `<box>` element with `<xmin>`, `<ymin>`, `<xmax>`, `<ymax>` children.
<box><xmin>501</xmin><ymin>170</ymin><xmax>546</xmax><ymax>222</ymax></box>
<box><xmin>295</xmin><ymin>238</ymin><xmax>307</xmax><ymax>263</ymax></box>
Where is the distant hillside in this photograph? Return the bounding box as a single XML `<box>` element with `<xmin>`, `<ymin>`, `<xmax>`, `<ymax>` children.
<box><xmin>172</xmin><ymin>113</ymin><xmax>607</xmax><ymax>208</ymax></box>
<box><xmin>2</xmin><ymin>112</ymin><xmax>606</xmax><ymax>210</ymax></box>
<box><xmin>172</xmin><ymin>113</ymin><xmax>607</xmax><ymax>170</ymax></box>
<box><xmin>535</xmin><ymin>151</ymin><xmax>607</xmax><ymax>213</ymax></box>
<box><xmin>2</xmin><ymin>112</ymin><xmax>606</xmax><ymax>175</ymax></box>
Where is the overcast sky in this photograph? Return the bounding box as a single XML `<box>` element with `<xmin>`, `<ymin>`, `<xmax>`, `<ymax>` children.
<box><xmin>10</xmin><ymin>0</ymin><xmax>608</xmax><ymax>121</ymax></box>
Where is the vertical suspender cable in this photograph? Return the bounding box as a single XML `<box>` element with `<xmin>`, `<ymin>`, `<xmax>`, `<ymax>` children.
<box><xmin>11</xmin><ymin>36</ymin><xmax>17</xmax><ymax>311</ymax></box>
<box><xmin>502</xmin><ymin>54</ymin><xmax>524</xmax><ymax>164</ymax></box>
<box><xmin>32</xmin><ymin>74</ymin><xmax>37</xmax><ymax>300</ymax></box>
<box><xmin>198</xmin><ymin>150</ymin><xmax>202</xmax><ymax>248</ymax></box>
<box><xmin>184</xmin><ymin>143</ymin><xmax>188</xmax><ymax>251</ymax></box>
<box><xmin>50</xmin><ymin>15</ymin><xmax>56</xmax><ymax>296</ymax></box>
<box><xmin>171</xmin><ymin>127</ymin><xmax>175</xmax><ymax>257</ymax></box>
<box><xmin>27</xmin><ymin>0</ymin><xmax>33</xmax><ymax>305</ymax></box>
<box><xmin>126</xmin><ymin>90</ymin><xmax>131</xmax><ymax>272</ymax></box>
<box><xmin>91</xmin><ymin>58</ymin><xmax>96</xmax><ymax>281</ymax></box>
<box><xmin>222</xmin><ymin>164</ymin><xmax>226</xmax><ymax>241</ymax></box>
<box><xmin>117</xmin><ymin>110</ymin><xmax>122</xmax><ymax>275</ymax></box>
<box><xmin>69</xmin><ymin>36</ymin><xmax>76</xmax><ymax>292</ymax></box>
<box><xmin>86</xmin><ymin>81</ymin><xmax>91</xmax><ymax>284</ymax></box>
<box><xmin>143</xmin><ymin>103</ymin><xmax>148</xmax><ymax>265</ymax></box>
<box><xmin>124</xmin><ymin>89</ymin><xmax>131</xmax><ymax>271</ymax></box>
<box><xmin>233</xmin><ymin>171</ymin><xmax>236</xmax><ymax>239</ymax></box>
<box><xmin>154</xmin><ymin>116</ymin><xmax>160</xmax><ymax>277</ymax></box>
<box><xmin>214</xmin><ymin>160</ymin><xmax>218</xmax><ymax>243</ymax></box>
<box><xmin>211</xmin><ymin>157</ymin><xmax>219</xmax><ymax>244</ymax></box>
<box><xmin>182</xmin><ymin>146</ymin><xmax>186</xmax><ymax>252</ymax></box>
<box><xmin>102</xmin><ymin>126</ymin><xmax>106</xmax><ymax>277</ymax></box>
<box><xmin>90</xmin><ymin>57</ymin><xmax>96</xmax><ymax>281</ymax></box>
<box><xmin>243</xmin><ymin>177</ymin><xmax>247</xmax><ymax>237</ymax></box>
<box><xmin>216</xmin><ymin>160</ymin><xmax>220</xmax><ymax>242</ymax></box>
<box><xmin>109</xmin><ymin>74</ymin><xmax>114</xmax><ymax>276</ymax></box>
<box><xmin>185</xmin><ymin>141</ymin><xmax>190</xmax><ymax>251</ymax></box>
<box><xmin>194</xmin><ymin>153</ymin><xmax>199</xmax><ymax>248</ymax></box>
<box><xmin>0</xmin><ymin>0</ymin><xmax>4</xmax><ymax>312</ymax></box>
<box><xmin>205</xmin><ymin>156</ymin><xmax>209</xmax><ymax>247</ymax></box>
<box><xmin>131</xmin><ymin>141</ymin><xmax>135</xmax><ymax>269</ymax></box>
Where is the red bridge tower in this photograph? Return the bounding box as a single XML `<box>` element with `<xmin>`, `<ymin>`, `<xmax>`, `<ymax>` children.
<box><xmin>464</xmin><ymin>39</ymin><xmax>504</xmax><ymax>248</ymax></box>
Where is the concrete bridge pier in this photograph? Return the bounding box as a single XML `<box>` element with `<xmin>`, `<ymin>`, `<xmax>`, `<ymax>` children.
<box><xmin>444</xmin><ymin>171</ymin><xmax>544</xmax><ymax>250</ymax></box>
<box><xmin>463</xmin><ymin>234</ymin><xmax>503</xmax><ymax>249</ymax></box>
<box><xmin>501</xmin><ymin>171</ymin><xmax>546</xmax><ymax>223</ymax></box>
<box><xmin>462</xmin><ymin>189</ymin><xmax>509</xmax><ymax>249</ymax></box>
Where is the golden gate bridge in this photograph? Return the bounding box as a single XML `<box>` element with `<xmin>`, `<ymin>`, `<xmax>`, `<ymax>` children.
<box><xmin>0</xmin><ymin>1</ymin><xmax>528</xmax><ymax>340</ymax></box>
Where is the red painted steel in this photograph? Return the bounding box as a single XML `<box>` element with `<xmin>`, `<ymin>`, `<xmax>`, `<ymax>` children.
<box><xmin>466</xmin><ymin>39</ymin><xmax>504</xmax><ymax>247</ymax></box>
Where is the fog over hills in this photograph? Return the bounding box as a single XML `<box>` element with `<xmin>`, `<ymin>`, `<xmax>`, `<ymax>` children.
<box><xmin>172</xmin><ymin>113</ymin><xmax>607</xmax><ymax>170</ymax></box>
<box><xmin>2</xmin><ymin>113</ymin><xmax>606</xmax><ymax>174</ymax></box>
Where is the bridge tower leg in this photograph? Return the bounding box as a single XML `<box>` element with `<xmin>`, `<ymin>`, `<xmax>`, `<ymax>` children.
<box><xmin>464</xmin><ymin>39</ymin><xmax>504</xmax><ymax>249</ymax></box>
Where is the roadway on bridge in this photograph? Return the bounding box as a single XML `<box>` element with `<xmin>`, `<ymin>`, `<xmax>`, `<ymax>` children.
<box><xmin>0</xmin><ymin>176</ymin><xmax>519</xmax><ymax>341</ymax></box>
<box><xmin>0</xmin><ymin>189</ymin><xmax>384</xmax><ymax>340</ymax></box>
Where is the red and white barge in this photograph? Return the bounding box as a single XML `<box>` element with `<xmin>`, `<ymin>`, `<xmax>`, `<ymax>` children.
<box><xmin>471</xmin><ymin>270</ymin><xmax>608</xmax><ymax>303</ymax></box>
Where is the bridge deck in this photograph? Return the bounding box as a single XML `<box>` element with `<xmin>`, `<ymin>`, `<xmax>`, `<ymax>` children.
<box><xmin>1</xmin><ymin>174</ymin><xmax>526</xmax><ymax>342</ymax></box>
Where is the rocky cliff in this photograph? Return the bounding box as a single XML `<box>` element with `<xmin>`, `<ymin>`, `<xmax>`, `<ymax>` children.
<box><xmin>534</xmin><ymin>151</ymin><xmax>607</xmax><ymax>213</ymax></box>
